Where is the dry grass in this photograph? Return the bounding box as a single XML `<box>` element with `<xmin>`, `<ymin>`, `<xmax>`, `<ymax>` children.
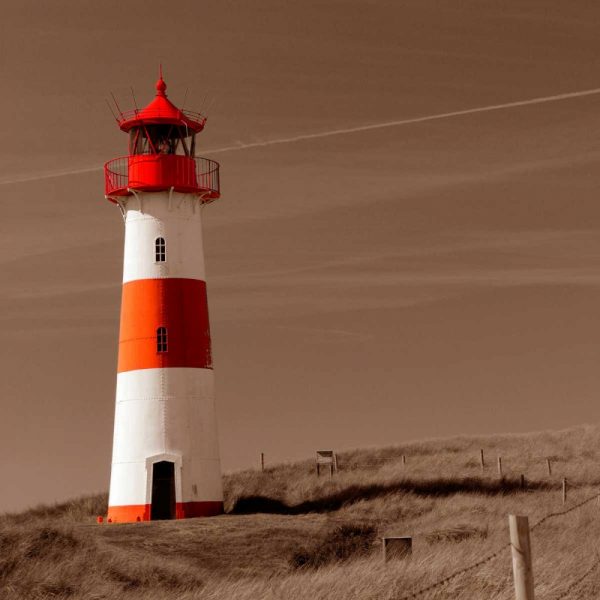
<box><xmin>2</xmin><ymin>424</ymin><xmax>600</xmax><ymax>599</ymax></box>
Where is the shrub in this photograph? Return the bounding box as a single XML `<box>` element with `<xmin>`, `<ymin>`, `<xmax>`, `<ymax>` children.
<box><xmin>425</xmin><ymin>525</ymin><xmax>487</xmax><ymax>544</ymax></box>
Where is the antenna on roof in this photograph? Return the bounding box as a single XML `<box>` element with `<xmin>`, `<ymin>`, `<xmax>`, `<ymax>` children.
<box><xmin>130</xmin><ymin>87</ymin><xmax>139</xmax><ymax>113</ymax></box>
<box><xmin>105</xmin><ymin>98</ymin><xmax>120</xmax><ymax>123</ymax></box>
<box><xmin>205</xmin><ymin>95</ymin><xmax>217</xmax><ymax>115</ymax></box>
<box><xmin>110</xmin><ymin>92</ymin><xmax>124</xmax><ymax>118</ymax></box>
<box><xmin>181</xmin><ymin>87</ymin><xmax>189</xmax><ymax>112</ymax></box>
<box><xmin>159</xmin><ymin>63</ymin><xmax>163</xmax><ymax>79</ymax></box>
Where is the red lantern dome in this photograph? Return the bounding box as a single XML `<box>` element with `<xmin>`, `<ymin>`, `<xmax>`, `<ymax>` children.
<box><xmin>104</xmin><ymin>73</ymin><xmax>219</xmax><ymax>203</ymax></box>
<box><xmin>116</xmin><ymin>76</ymin><xmax>207</xmax><ymax>134</ymax></box>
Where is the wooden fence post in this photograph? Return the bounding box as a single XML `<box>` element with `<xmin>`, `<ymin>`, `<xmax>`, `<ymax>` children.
<box><xmin>260</xmin><ymin>452</ymin><xmax>265</xmax><ymax>473</ymax></box>
<box><xmin>520</xmin><ymin>474</ymin><xmax>525</xmax><ymax>490</ymax></box>
<box><xmin>497</xmin><ymin>456</ymin><xmax>503</xmax><ymax>478</ymax></box>
<box><xmin>480</xmin><ymin>449</ymin><xmax>485</xmax><ymax>471</ymax></box>
<box><xmin>546</xmin><ymin>458</ymin><xmax>552</xmax><ymax>476</ymax></box>
<box><xmin>402</xmin><ymin>454</ymin><xmax>406</xmax><ymax>466</ymax></box>
<box><xmin>509</xmin><ymin>515</ymin><xmax>535</xmax><ymax>600</ymax></box>
<box><xmin>562</xmin><ymin>478</ymin><xmax>567</xmax><ymax>505</ymax></box>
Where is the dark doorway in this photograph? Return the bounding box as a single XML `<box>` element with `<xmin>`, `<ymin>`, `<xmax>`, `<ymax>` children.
<box><xmin>151</xmin><ymin>461</ymin><xmax>176</xmax><ymax>520</ymax></box>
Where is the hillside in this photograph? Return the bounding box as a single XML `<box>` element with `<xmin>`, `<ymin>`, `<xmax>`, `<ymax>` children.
<box><xmin>2</xmin><ymin>426</ymin><xmax>600</xmax><ymax>599</ymax></box>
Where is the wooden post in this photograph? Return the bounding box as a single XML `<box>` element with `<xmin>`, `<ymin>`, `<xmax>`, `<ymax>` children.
<box><xmin>382</xmin><ymin>536</ymin><xmax>412</xmax><ymax>562</ymax></box>
<box><xmin>520</xmin><ymin>474</ymin><xmax>526</xmax><ymax>490</ymax></box>
<box><xmin>480</xmin><ymin>449</ymin><xmax>485</xmax><ymax>471</ymax></box>
<box><xmin>329</xmin><ymin>464</ymin><xmax>334</xmax><ymax>479</ymax></box>
<box><xmin>333</xmin><ymin>453</ymin><xmax>338</xmax><ymax>473</ymax></box>
<box><xmin>562</xmin><ymin>478</ymin><xmax>567</xmax><ymax>505</ymax></box>
<box><xmin>316</xmin><ymin>463</ymin><xmax>320</xmax><ymax>477</ymax></box>
<box><xmin>402</xmin><ymin>454</ymin><xmax>406</xmax><ymax>466</ymax></box>
<box><xmin>497</xmin><ymin>456</ymin><xmax>503</xmax><ymax>478</ymax></box>
<box><xmin>546</xmin><ymin>458</ymin><xmax>552</xmax><ymax>476</ymax></box>
<box><xmin>260</xmin><ymin>452</ymin><xmax>265</xmax><ymax>473</ymax></box>
<box><xmin>509</xmin><ymin>515</ymin><xmax>535</xmax><ymax>600</ymax></box>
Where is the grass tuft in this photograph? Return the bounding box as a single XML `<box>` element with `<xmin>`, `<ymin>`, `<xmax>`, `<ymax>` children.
<box><xmin>289</xmin><ymin>523</ymin><xmax>377</xmax><ymax>569</ymax></box>
<box><xmin>425</xmin><ymin>524</ymin><xmax>488</xmax><ymax>544</ymax></box>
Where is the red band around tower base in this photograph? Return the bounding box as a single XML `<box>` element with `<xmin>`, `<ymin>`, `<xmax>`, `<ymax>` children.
<box><xmin>107</xmin><ymin>501</ymin><xmax>224</xmax><ymax>523</ymax></box>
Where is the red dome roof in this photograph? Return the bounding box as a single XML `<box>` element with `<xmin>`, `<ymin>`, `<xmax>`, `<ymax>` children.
<box><xmin>117</xmin><ymin>77</ymin><xmax>206</xmax><ymax>133</ymax></box>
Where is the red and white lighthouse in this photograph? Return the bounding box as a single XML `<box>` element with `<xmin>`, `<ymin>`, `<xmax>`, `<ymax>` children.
<box><xmin>104</xmin><ymin>73</ymin><xmax>223</xmax><ymax>523</ymax></box>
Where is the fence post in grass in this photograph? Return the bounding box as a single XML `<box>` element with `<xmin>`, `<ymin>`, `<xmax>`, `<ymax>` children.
<box><xmin>520</xmin><ymin>474</ymin><xmax>526</xmax><ymax>490</ymax></box>
<box><xmin>562</xmin><ymin>478</ymin><xmax>567</xmax><ymax>505</ymax></box>
<box><xmin>497</xmin><ymin>456</ymin><xmax>503</xmax><ymax>478</ymax></box>
<box><xmin>402</xmin><ymin>454</ymin><xmax>406</xmax><ymax>467</ymax></box>
<box><xmin>509</xmin><ymin>515</ymin><xmax>535</xmax><ymax>600</ymax></box>
<box><xmin>546</xmin><ymin>458</ymin><xmax>552</xmax><ymax>476</ymax></box>
<box><xmin>260</xmin><ymin>452</ymin><xmax>265</xmax><ymax>473</ymax></box>
<box><xmin>480</xmin><ymin>449</ymin><xmax>485</xmax><ymax>471</ymax></box>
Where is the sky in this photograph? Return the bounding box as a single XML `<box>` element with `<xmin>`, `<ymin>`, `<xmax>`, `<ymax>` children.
<box><xmin>3</xmin><ymin>0</ymin><xmax>600</xmax><ymax>512</ymax></box>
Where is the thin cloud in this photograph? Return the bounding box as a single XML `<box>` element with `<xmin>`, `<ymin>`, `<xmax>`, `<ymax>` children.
<box><xmin>0</xmin><ymin>165</ymin><xmax>101</xmax><ymax>186</ymax></box>
<box><xmin>2</xmin><ymin>86</ymin><xmax>600</xmax><ymax>186</ymax></box>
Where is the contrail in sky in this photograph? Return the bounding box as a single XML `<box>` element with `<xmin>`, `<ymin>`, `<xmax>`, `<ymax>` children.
<box><xmin>206</xmin><ymin>86</ymin><xmax>600</xmax><ymax>153</ymax></box>
<box><xmin>2</xmin><ymin>86</ymin><xmax>600</xmax><ymax>186</ymax></box>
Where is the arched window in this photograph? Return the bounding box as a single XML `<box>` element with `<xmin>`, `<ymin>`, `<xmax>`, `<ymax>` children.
<box><xmin>157</xmin><ymin>327</ymin><xmax>168</xmax><ymax>353</ymax></box>
<box><xmin>155</xmin><ymin>237</ymin><xmax>166</xmax><ymax>262</ymax></box>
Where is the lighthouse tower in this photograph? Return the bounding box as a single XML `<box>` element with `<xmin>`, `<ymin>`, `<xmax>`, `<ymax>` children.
<box><xmin>104</xmin><ymin>73</ymin><xmax>223</xmax><ymax>523</ymax></box>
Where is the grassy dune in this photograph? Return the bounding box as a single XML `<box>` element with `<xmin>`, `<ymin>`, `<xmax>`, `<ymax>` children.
<box><xmin>2</xmin><ymin>426</ymin><xmax>600</xmax><ymax>599</ymax></box>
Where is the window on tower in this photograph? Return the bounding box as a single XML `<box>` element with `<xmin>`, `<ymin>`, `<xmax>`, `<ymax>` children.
<box><xmin>155</xmin><ymin>237</ymin><xmax>166</xmax><ymax>262</ymax></box>
<box><xmin>157</xmin><ymin>327</ymin><xmax>168</xmax><ymax>353</ymax></box>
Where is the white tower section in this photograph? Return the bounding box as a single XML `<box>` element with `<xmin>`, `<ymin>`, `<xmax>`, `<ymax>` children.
<box><xmin>107</xmin><ymin>192</ymin><xmax>223</xmax><ymax>523</ymax></box>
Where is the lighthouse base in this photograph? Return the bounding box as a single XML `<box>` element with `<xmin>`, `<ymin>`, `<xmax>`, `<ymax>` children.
<box><xmin>107</xmin><ymin>501</ymin><xmax>224</xmax><ymax>523</ymax></box>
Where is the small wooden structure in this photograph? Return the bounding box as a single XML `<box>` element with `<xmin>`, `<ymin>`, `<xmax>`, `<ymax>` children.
<box><xmin>382</xmin><ymin>536</ymin><xmax>412</xmax><ymax>562</ymax></box>
<box><xmin>316</xmin><ymin>450</ymin><xmax>336</xmax><ymax>477</ymax></box>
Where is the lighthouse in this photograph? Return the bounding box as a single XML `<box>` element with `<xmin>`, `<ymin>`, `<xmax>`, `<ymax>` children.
<box><xmin>104</xmin><ymin>73</ymin><xmax>223</xmax><ymax>522</ymax></box>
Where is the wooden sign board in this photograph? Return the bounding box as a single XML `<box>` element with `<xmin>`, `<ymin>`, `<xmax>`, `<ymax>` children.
<box><xmin>316</xmin><ymin>450</ymin><xmax>334</xmax><ymax>464</ymax></box>
<box><xmin>382</xmin><ymin>536</ymin><xmax>412</xmax><ymax>562</ymax></box>
<box><xmin>316</xmin><ymin>450</ymin><xmax>337</xmax><ymax>476</ymax></box>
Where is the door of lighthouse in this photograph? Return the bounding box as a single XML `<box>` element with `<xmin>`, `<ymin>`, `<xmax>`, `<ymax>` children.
<box><xmin>151</xmin><ymin>461</ymin><xmax>176</xmax><ymax>520</ymax></box>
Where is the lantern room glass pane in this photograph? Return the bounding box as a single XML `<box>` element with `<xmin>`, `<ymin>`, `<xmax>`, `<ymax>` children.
<box><xmin>129</xmin><ymin>125</ymin><xmax>194</xmax><ymax>156</ymax></box>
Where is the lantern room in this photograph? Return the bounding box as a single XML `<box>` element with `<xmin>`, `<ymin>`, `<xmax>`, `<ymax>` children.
<box><xmin>104</xmin><ymin>74</ymin><xmax>220</xmax><ymax>202</ymax></box>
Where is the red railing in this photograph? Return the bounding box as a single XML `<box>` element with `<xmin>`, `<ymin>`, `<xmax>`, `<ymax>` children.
<box><xmin>105</xmin><ymin>156</ymin><xmax>128</xmax><ymax>194</ymax></box>
<box><xmin>104</xmin><ymin>155</ymin><xmax>220</xmax><ymax>201</ymax></box>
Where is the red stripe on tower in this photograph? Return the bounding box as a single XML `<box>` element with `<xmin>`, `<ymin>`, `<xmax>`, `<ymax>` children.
<box><xmin>118</xmin><ymin>278</ymin><xmax>212</xmax><ymax>373</ymax></box>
